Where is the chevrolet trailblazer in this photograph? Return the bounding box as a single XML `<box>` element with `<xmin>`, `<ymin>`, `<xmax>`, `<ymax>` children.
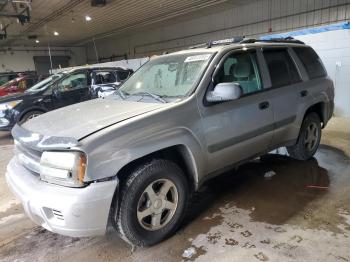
<box><xmin>6</xmin><ymin>37</ymin><xmax>334</xmax><ymax>246</ymax></box>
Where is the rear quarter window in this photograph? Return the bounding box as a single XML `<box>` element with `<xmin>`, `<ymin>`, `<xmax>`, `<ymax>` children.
<box><xmin>293</xmin><ymin>47</ymin><xmax>327</xmax><ymax>79</ymax></box>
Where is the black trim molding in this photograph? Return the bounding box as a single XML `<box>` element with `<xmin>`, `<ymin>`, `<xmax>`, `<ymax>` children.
<box><xmin>208</xmin><ymin>115</ymin><xmax>296</xmax><ymax>153</ymax></box>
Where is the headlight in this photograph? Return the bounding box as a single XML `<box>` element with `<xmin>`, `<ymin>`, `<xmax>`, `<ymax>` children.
<box><xmin>0</xmin><ymin>100</ymin><xmax>22</xmax><ymax>110</ymax></box>
<box><xmin>40</xmin><ymin>151</ymin><xmax>87</xmax><ymax>187</ymax></box>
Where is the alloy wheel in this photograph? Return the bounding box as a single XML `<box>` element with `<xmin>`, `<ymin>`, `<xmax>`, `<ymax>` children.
<box><xmin>137</xmin><ymin>179</ymin><xmax>178</xmax><ymax>231</ymax></box>
<box><xmin>304</xmin><ymin>122</ymin><xmax>319</xmax><ymax>151</ymax></box>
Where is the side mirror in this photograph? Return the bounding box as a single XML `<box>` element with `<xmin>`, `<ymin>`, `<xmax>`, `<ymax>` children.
<box><xmin>52</xmin><ymin>85</ymin><xmax>61</xmax><ymax>98</ymax></box>
<box><xmin>206</xmin><ymin>82</ymin><xmax>242</xmax><ymax>103</ymax></box>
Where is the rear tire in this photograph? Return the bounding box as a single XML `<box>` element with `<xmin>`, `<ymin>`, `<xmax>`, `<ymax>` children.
<box><xmin>287</xmin><ymin>112</ymin><xmax>321</xmax><ymax>160</ymax></box>
<box><xmin>20</xmin><ymin>111</ymin><xmax>43</xmax><ymax>124</ymax></box>
<box><xmin>115</xmin><ymin>159</ymin><xmax>189</xmax><ymax>246</ymax></box>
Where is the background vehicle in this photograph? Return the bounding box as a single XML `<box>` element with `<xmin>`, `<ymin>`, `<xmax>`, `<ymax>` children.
<box><xmin>0</xmin><ymin>66</ymin><xmax>132</xmax><ymax>130</ymax></box>
<box><xmin>0</xmin><ymin>71</ymin><xmax>36</xmax><ymax>86</ymax></box>
<box><xmin>0</xmin><ymin>75</ymin><xmax>37</xmax><ymax>97</ymax></box>
<box><xmin>6</xmin><ymin>38</ymin><xmax>334</xmax><ymax>247</ymax></box>
<box><xmin>90</xmin><ymin>67</ymin><xmax>133</xmax><ymax>98</ymax></box>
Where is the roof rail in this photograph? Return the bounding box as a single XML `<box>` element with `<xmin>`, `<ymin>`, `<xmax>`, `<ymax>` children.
<box><xmin>240</xmin><ymin>37</ymin><xmax>305</xmax><ymax>45</ymax></box>
<box><xmin>189</xmin><ymin>36</ymin><xmax>245</xmax><ymax>49</ymax></box>
<box><xmin>188</xmin><ymin>36</ymin><xmax>304</xmax><ymax>50</ymax></box>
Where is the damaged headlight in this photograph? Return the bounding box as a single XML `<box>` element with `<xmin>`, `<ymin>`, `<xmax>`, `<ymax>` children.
<box><xmin>0</xmin><ymin>100</ymin><xmax>22</xmax><ymax>111</ymax></box>
<box><xmin>40</xmin><ymin>151</ymin><xmax>87</xmax><ymax>187</ymax></box>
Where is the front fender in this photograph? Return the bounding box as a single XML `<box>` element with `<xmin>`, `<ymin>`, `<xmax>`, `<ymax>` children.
<box><xmin>82</xmin><ymin>126</ymin><xmax>205</xmax><ymax>188</ymax></box>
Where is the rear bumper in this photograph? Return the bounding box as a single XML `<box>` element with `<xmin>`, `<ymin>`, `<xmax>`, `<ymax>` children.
<box><xmin>6</xmin><ymin>157</ymin><xmax>118</xmax><ymax>237</ymax></box>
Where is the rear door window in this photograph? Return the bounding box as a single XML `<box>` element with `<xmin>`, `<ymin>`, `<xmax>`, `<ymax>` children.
<box><xmin>94</xmin><ymin>71</ymin><xmax>117</xmax><ymax>84</ymax></box>
<box><xmin>263</xmin><ymin>49</ymin><xmax>301</xmax><ymax>88</ymax></box>
<box><xmin>26</xmin><ymin>78</ymin><xmax>35</xmax><ymax>88</ymax></box>
<box><xmin>17</xmin><ymin>79</ymin><xmax>27</xmax><ymax>90</ymax></box>
<box><xmin>293</xmin><ymin>47</ymin><xmax>326</xmax><ymax>79</ymax></box>
<box><xmin>118</xmin><ymin>71</ymin><xmax>131</xmax><ymax>81</ymax></box>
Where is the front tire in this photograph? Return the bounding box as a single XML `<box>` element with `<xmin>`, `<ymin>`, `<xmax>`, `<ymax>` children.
<box><xmin>20</xmin><ymin>110</ymin><xmax>43</xmax><ymax>124</ymax></box>
<box><xmin>115</xmin><ymin>159</ymin><xmax>189</xmax><ymax>246</ymax></box>
<box><xmin>287</xmin><ymin>112</ymin><xmax>321</xmax><ymax>160</ymax></box>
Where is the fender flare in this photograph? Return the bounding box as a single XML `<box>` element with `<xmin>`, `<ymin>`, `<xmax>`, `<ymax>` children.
<box><xmin>84</xmin><ymin>127</ymin><xmax>205</xmax><ymax>190</ymax></box>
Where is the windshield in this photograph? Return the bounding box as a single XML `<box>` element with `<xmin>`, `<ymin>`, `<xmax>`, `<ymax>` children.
<box><xmin>25</xmin><ymin>73</ymin><xmax>63</xmax><ymax>92</ymax></box>
<box><xmin>119</xmin><ymin>52</ymin><xmax>213</xmax><ymax>99</ymax></box>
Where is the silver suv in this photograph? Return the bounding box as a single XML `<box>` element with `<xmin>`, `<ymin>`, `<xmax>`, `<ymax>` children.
<box><xmin>6</xmin><ymin>38</ymin><xmax>334</xmax><ymax>246</ymax></box>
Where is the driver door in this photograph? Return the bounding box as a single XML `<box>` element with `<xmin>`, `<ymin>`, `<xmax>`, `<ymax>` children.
<box><xmin>198</xmin><ymin>49</ymin><xmax>274</xmax><ymax>173</ymax></box>
<box><xmin>53</xmin><ymin>71</ymin><xmax>88</xmax><ymax>109</ymax></box>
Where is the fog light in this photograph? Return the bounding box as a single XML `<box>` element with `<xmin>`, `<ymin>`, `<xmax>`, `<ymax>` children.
<box><xmin>0</xmin><ymin>118</ymin><xmax>10</xmax><ymax>127</ymax></box>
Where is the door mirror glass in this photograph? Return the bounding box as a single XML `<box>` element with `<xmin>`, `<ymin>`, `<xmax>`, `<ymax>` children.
<box><xmin>52</xmin><ymin>84</ymin><xmax>61</xmax><ymax>97</ymax></box>
<box><xmin>206</xmin><ymin>82</ymin><xmax>242</xmax><ymax>102</ymax></box>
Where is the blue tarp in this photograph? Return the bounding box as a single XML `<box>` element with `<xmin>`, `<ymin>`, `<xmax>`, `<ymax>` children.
<box><xmin>261</xmin><ymin>22</ymin><xmax>350</xmax><ymax>40</ymax></box>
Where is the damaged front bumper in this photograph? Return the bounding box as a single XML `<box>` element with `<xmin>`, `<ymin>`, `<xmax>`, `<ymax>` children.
<box><xmin>6</xmin><ymin>157</ymin><xmax>118</xmax><ymax>237</ymax></box>
<box><xmin>0</xmin><ymin>109</ymin><xmax>17</xmax><ymax>131</ymax></box>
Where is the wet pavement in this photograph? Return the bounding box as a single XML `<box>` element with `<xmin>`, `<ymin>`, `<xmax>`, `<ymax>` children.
<box><xmin>0</xmin><ymin>118</ymin><xmax>350</xmax><ymax>261</ymax></box>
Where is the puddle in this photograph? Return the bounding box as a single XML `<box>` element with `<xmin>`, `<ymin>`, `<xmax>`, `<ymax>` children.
<box><xmin>190</xmin><ymin>154</ymin><xmax>331</xmax><ymax>227</ymax></box>
<box><xmin>179</xmin><ymin>146</ymin><xmax>350</xmax><ymax>261</ymax></box>
<box><xmin>185</xmin><ymin>206</ymin><xmax>350</xmax><ymax>262</ymax></box>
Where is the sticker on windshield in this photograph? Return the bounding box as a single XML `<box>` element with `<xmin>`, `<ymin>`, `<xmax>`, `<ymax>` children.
<box><xmin>184</xmin><ymin>54</ymin><xmax>211</xmax><ymax>63</ymax></box>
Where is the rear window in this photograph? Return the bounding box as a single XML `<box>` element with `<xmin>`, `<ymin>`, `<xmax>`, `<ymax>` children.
<box><xmin>263</xmin><ymin>49</ymin><xmax>301</xmax><ymax>88</ymax></box>
<box><xmin>293</xmin><ymin>47</ymin><xmax>326</xmax><ymax>79</ymax></box>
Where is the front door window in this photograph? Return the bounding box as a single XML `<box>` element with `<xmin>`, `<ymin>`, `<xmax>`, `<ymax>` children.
<box><xmin>57</xmin><ymin>72</ymin><xmax>87</xmax><ymax>92</ymax></box>
<box><xmin>214</xmin><ymin>52</ymin><xmax>262</xmax><ymax>95</ymax></box>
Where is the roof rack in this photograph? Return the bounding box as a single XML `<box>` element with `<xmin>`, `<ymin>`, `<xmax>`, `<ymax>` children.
<box><xmin>240</xmin><ymin>37</ymin><xmax>305</xmax><ymax>45</ymax></box>
<box><xmin>189</xmin><ymin>36</ymin><xmax>245</xmax><ymax>49</ymax></box>
<box><xmin>188</xmin><ymin>36</ymin><xmax>304</xmax><ymax>50</ymax></box>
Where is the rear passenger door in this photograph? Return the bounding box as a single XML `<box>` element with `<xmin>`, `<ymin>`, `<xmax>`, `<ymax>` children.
<box><xmin>260</xmin><ymin>47</ymin><xmax>307</xmax><ymax>148</ymax></box>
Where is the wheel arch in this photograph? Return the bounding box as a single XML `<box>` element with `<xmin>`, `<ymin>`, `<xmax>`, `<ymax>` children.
<box><xmin>115</xmin><ymin>144</ymin><xmax>199</xmax><ymax>193</ymax></box>
<box><xmin>303</xmin><ymin>102</ymin><xmax>326</xmax><ymax>128</ymax></box>
<box><xmin>19</xmin><ymin>107</ymin><xmax>47</xmax><ymax>121</ymax></box>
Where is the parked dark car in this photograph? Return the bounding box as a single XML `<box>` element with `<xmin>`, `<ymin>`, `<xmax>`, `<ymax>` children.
<box><xmin>0</xmin><ymin>67</ymin><xmax>132</xmax><ymax>131</ymax></box>
<box><xmin>0</xmin><ymin>75</ymin><xmax>37</xmax><ymax>97</ymax></box>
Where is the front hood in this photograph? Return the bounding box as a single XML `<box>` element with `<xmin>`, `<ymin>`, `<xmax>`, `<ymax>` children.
<box><xmin>22</xmin><ymin>98</ymin><xmax>166</xmax><ymax>140</ymax></box>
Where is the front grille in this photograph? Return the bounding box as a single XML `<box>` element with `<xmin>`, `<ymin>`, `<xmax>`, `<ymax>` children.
<box><xmin>52</xmin><ymin>209</ymin><xmax>65</xmax><ymax>221</ymax></box>
<box><xmin>15</xmin><ymin>140</ymin><xmax>42</xmax><ymax>175</ymax></box>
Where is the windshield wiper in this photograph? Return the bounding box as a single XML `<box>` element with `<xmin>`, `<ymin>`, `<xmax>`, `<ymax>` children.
<box><xmin>135</xmin><ymin>91</ymin><xmax>167</xmax><ymax>103</ymax></box>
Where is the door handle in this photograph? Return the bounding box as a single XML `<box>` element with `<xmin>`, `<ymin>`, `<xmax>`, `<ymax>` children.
<box><xmin>300</xmin><ymin>90</ymin><xmax>308</xmax><ymax>97</ymax></box>
<box><xmin>259</xmin><ymin>101</ymin><xmax>270</xmax><ymax>110</ymax></box>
